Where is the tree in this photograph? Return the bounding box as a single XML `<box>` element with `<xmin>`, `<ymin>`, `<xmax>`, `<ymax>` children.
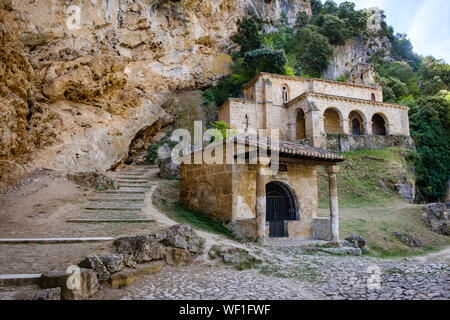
<box><xmin>295</xmin><ymin>11</ymin><xmax>310</xmax><ymax>29</ymax></box>
<box><xmin>243</xmin><ymin>46</ymin><xmax>287</xmax><ymax>75</ymax></box>
<box><xmin>317</xmin><ymin>14</ymin><xmax>350</xmax><ymax>45</ymax></box>
<box><xmin>294</xmin><ymin>26</ymin><xmax>333</xmax><ymax>77</ymax></box>
<box><xmin>232</xmin><ymin>16</ymin><xmax>263</xmax><ymax>54</ymax></box>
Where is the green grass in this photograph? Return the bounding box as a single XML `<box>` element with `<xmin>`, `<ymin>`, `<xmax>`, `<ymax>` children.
<box><xmin>162</xmin><ymin>201</ymin><xmax>235</xmax><ymax>239</ymax></box>
<box><xmin>318</xmin><ymin>147</ymin><xmax>415</xmax><ymax>208</ymax></box>
<box><xmin>318</xmin><ymin>147</ymin><xmax>449</xmax><ymax>258</ymax></box>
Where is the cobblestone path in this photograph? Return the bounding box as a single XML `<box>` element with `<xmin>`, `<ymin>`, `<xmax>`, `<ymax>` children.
<box><xmin>95</xmin><ymin>246</ymin><xmax>449</xmax><ymax>301</ymax></box>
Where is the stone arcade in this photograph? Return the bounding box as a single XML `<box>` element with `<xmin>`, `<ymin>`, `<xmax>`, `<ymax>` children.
<box><xmin>219</xmin><ymin>73</ymin><xmax>413</xmax><ymax>152</ymax></box>
<box><xmin>180</xmin><ymin>135</ymin><xmax>345</xmax><ymax>242</ymax></box>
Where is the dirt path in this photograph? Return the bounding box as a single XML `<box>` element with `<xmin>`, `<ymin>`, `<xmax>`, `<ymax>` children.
<box><xmin>411</xmin><ymin>247</ymin><xmax>450</xmax><ymax>263</ymax></box>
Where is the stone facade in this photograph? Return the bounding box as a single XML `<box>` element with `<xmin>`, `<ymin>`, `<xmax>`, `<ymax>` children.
<box><xmin>180</xmin><ymin>137</ymin><xmax>344</xmax><ymax>241</ymax></box>
<box><xmin>219</xmin><ymin>73</ymin><xmax>411</xmax><ymax>150</ymax></box>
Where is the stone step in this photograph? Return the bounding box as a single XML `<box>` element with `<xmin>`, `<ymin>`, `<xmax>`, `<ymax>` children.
<box><xmin>115</xmin><ymin>179</ymin><xmax>150</xmax><ymax>182</ymax></box>
<box><xmin>101</xmin><ymin>190</ymin><xmax>146</xmax><ymax>195</ymax></box>
<box><xmin>85</xmin><ymin>207</ymin><xmax>142</xmax><ymax>211</ymax></box>
<box><xmin>0</xmin><ymin>237</ymin><xmax>114</xmax><ymax>244</ymax></box>
<box><xmin>66</xmin><ymin>219</ymin><xmax>155</xmax><ymax>224</ymax></box>
<box><xmin>0</xmin><ymin>274</ymin><xmax>41</xmax><ymax>286</ymax></box>
<box><xmin>87</xmin><ymin>198</ymin><xmax>145</xmax><ymax>203</ymax></box>
<box><xmin>117</xmin><ymin>185</ymin><xmax>152</xmax><ymax>189</ymax></box>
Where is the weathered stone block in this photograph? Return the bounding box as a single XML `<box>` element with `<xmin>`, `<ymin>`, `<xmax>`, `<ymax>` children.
<box><xmin>114</xmin><ymin>235</ymin><xmax>166</xmax><ymax>263</ymax></box>
<box><xmin>101</xmin><ymin>254</ymin><xmax>125</xmax><ymax>274</ymax></box>
<box><xmin>78</xmin><ymin>254</ymin><xmax>110</xmax><ymax>282</ymax></box>
<box><xmin>164</xmin><ymin>224</ymin><xmax>205</xmax><ymax>254</ymax></box>
<box><xmin>109</xmin><ymin>261</ymin><xmax>164</xmax><ymax>289</ymax></box>
<box><xmin>40</xmin><ymin>269</ymin><xmax>99</xmax><ymax>300</ymax></box>
<box><xmin>165</xmin><ymin>248</ymin><xmax>192</xmax><ymax>267</ymax></box>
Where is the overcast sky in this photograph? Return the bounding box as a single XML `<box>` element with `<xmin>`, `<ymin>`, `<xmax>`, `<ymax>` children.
<box><xmin>334</xmin><ymin>0</ymin><xmax>450</xmax><ymax>62</ymax></box>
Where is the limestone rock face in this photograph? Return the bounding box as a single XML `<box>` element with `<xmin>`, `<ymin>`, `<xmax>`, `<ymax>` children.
<box><xmin>208</xmin><ymin>245</ymin><xmax>262</xmax><ymax>270</ymax></box>
<box><xmin>0</xmin><ymin>0</ymin><xmax>310</xmax><ymax>188</ymax></box>
<box><xmin>324</xmin><ymin>35</ymin><xmax>391</xmax><ymax>87</ymax></box>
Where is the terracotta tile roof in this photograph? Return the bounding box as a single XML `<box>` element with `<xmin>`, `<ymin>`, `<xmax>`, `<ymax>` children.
<box><xmin>232</xmin><ymin>134</ymin><xmax>345</xmax><ymax>162</ymax></box>
<box><xmin>191</xmin><ymin>134</ymin><xmax>345</xmax><ymax>162</ymax></box>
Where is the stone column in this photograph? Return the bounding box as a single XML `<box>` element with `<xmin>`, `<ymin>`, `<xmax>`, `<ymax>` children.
<box><xmin>341</xmin><ymin>119</ymin><xmax>350</xmax><ymax>135</ymax></box>
<box><xmin>365</xmin><ymin>121</ymin><xmax>373</xmax><ymax>135</ymax></box>
<box><xmin>326</xmin><ymin>165</ymin><xmax>340</xmax><ymax>242</ymax></box>
<box><xmin>256</xmin><ymin>157</ymin><xmax>270</xmax><ymax>243</ymax></box>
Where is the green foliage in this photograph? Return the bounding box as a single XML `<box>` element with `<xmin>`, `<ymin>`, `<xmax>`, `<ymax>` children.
<box><xmin>232</xmin><ymin>16</ymin><xmax>263</xmax><ymax>54</ymax></box>
<box><xmin>243</xmin><ymin>46</ymin><xmax>287</xmax><ymax>74</ymax></box>
<box><xmin>293</xmin><ymin>26</ymin><xmax>333</xmax><ymax>77</ymax></box>
<box><xmin>208</xmin><ymin>121</ymin><xmax>237</xmax><ymax>143</ymax></box>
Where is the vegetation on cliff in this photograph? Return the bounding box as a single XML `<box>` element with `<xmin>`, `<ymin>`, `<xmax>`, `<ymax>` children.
<box><xmin>204</xmin><ymin>0</ymin><xmax>449</xmax><ymax>202</ymax></box>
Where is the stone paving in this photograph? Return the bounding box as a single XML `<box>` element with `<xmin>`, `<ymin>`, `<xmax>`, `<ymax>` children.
<box><xmin>95</xmin><ymin>264</ymin><xmax>318</xmax><ymax>300</ymax></box>
<box><xmin>94</xmin><ymin>245</ymin><xmax>450</xmax><ymax>301</ymax></box>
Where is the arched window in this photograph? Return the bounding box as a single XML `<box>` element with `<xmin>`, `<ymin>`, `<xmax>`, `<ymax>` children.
<box><xmin>296</xmin><ymin>109</ymin><xmax>306</xmax><ymax>140</ymax></box>
<box><xmin>323</xmin><ymin>108</ymin><xmax>343</xmax><ymax>134</ymax></box>
<box><xmin>371</xmin><ymin>93</ymin><xmax>376</xmax><ymax>101</ymax></box>
<box><xmin>349</xmin><ymin>111</ymin><xmax>365</xmax><ymax>136</ymax></box>
<box><xmin>245</xmin><ymin>114</ymin><xmax>249</xmax><ymax>132</ymax></box>
<box><xmin>282</xmin><ymin>85</ymin><xmax>289</xmax><ymax>103</ymax></box>
<box><xmin>372</xmin><ymin>114</ymin><xmax>387</xmax><ymax>136</ymax></box>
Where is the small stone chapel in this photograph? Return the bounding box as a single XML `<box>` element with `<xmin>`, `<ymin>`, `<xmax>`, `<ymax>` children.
<box><xmin>180</xmin><ymin>134</ymin><xmax>345</xmax><ymax>242</ymax></box>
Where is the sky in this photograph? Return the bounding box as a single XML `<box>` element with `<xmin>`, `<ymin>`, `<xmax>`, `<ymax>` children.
<box><xmin>334</xmin><ymin>0</ymin><xmax>450</xmax><ymax>62</ymax></box>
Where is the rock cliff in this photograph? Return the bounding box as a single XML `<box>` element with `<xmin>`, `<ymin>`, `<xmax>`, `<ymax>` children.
<box><xmin>0</xmin><ymin>0</ymin><xmax>311</xmax><ymax>188</ymax></box>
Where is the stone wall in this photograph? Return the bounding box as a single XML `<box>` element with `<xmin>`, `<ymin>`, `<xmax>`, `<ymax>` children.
<box><xmin>312</xmin><ymin>218</ymin><xmax>332</xmax><ymax>241</ymax></box>
<box><xmin>232</xmin><ymin>158</ymin><xmax>321</xmax><ymax>239</ymax></box>
<box><xmin>326</xmin><ymin>134</ymin><xmax>416</xmax><ymax>153</ymax></box>
<box><xmin>180</xmin><ymin>163</ymin><xmax>233</xmax><ymax>222</ymax></box>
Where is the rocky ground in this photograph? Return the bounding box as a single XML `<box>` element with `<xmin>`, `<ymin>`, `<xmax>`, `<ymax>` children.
<box><xmin>92</xmin><ymin>246</ymin><xmax>449</xmax><ymax>301</ymax></box>
<box><xmin>0</xmin><ymin>164</ymin><xmax>448</xmax><ymax>301</ymax></box>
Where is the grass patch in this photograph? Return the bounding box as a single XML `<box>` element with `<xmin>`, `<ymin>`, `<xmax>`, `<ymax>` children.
<box><xmin>318</xmin><ymin>148</ymin><xmax>414</xmax><ymax>208</ymax></box>
<box><xmin>164</xmin><ymin>203</ymin><xmax>235</xmax><ymax>239</ymax></box>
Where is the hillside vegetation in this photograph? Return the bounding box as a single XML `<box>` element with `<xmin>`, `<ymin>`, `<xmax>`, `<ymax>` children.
<box><xmin>318</xmin><ymin>148</ymin><xmax>449</xmax><ymax>257</ymax></box>
<box><xmin>200</xmin><ymin>0</ymin><xmax>449</xmax><ymax>202</ymax></box>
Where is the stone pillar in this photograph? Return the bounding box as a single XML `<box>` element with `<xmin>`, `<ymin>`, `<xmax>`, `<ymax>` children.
<box><xmin>326</xmin><ymin>165</ymin><xmax>340</xmax><ymax>242</ymax></box>
<box><xmin>341</xmin><ymin>119</ymin><xmax>350</xmax><ymax>135</ymax></box>
<box><xmin>256</xmin><ymin>157</ymin><xmax>270</xmax><ymax>243</ymax></box>
<box><xmin>365</xmin><ymin>121</ymin><xmax>373</xmax><ymax>135</ymax></box>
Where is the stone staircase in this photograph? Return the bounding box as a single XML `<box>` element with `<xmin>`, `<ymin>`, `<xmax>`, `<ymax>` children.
<box><xmin>67</xmin><ymin>167</ymin><xmax>157</xmax><ymax>224</ymax></box>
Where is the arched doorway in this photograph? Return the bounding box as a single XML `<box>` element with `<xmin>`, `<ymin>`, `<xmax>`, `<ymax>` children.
<box><xmin>296</xmin><ymin>109</ymin><xmax>306</xmax><ymax>140</ymax></box>
<box><xmin>349</xmin><ymin>111</ymin><xmax>364</xmax><ymax>136</ymax></box>
<box><xmin>372</xmin><ymin>114</ymin><xmax>387</xmax><ymax>136</ymax></box>
<box><xmin>266</xmin><ymin>182</ymin><xmax>297</xmax><ymax>238</ymax></box>
<box><xmin>324</xmin><ymin>108</ymin><xmax>342</xmax><ymax>134</ymax></box>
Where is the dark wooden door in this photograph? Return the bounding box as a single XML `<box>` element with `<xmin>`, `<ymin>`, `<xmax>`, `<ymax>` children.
<box><xmin>266</xmin><ymin>182</ymin><xmax>296</xmax><ymax>238</ymax></box>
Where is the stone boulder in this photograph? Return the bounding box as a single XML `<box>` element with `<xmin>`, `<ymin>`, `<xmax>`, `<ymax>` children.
<box><xmin>345</xmin><ymin>235</ymin><xmax>366</xmax><ymax>249</ymax></box>
<box><xmin>100</xmin><ymin>254</ymin><xmax>125</xmax><ymax>274</ymax></box>
<box><xmin>208</xmin><ymin>245</ymin><xmax>262</xmax><ymax>270</ymax></box>
<box><xmin>165</xmin><ymin>248</ymin><xmax>192</xmax><ymax>267</ymax></box>
<box><xmin>23</xmin><ymin>288</ymin><xmax>61</xmax><ymax>300</ymax></box>
<box><xmin>67</xmin><ymin>172</ymin><xmax>118</xmax><ymax>190</ymax></box>
<box><xmin>78</xmin><ymin>255</ymin><xmax>110</xmax><ymax>282</ymax></box>
<box><xmin>39</xmin><ymin>269</ymin><xmax>99</xmax><ymax>300</ymax></box>
<box><xmin>157</xmin><ymin>144</ymin><xmax>180</xmax><ymax>180</ymax></box>
<box><xmin>114</xmin><ymin>235</ymin><xmax>166</xmax><ymax>263</ymax></box>
<box><xmin>424</xmin><ymin>203</ymin><xmax>450</xmax><ymax>236</ymax></box>
<box><xmin>164</xmin><ymin>224</ymin><xmax>205</xmax><ymax>254</ymax></box>
<box><xmin>393</xmin><ymin>232</ymin><xmax>422</xmax><ymax>247</ymax></box>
